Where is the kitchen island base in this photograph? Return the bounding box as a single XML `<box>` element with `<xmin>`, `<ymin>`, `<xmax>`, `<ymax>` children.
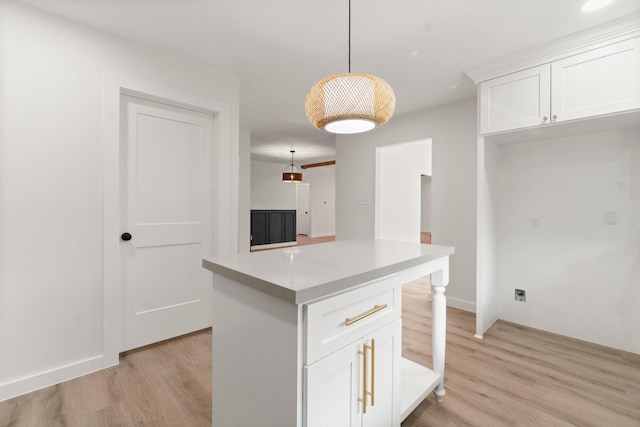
<box><xmin>203</xmin><ymin>239</ymin><xmax>453</xmax><ymax>427</ymax></box>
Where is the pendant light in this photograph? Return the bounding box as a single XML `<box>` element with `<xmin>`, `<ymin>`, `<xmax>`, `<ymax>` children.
<box><xmin>282</xmin><ymin>150</ymin><xmax>303</xmax><ymax>183</ymax></box>
<box><xmin>305</xmin><ymin>0</ymin><xmax>395</xmax><ymax>134</ymax></box>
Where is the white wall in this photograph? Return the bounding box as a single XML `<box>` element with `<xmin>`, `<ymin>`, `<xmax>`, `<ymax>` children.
<box><xmin>494</xmin><ymin>127</ymin><xmax>640</xmax><ymax>354</ymax></box>
<box><xmin>336</xmin><ymin>98</ymin><xmax>478</xmax><ymax>311</ymax></box>
<box><xmin>476</xmin><ymin>137</ymin><xmax>500</xmax><ymax>337</ymax></box>
<box><xmin>304</xmin><ymin>165</ymin><xmax>336</xmax><ymax>237</ymax></box>
<box><xmin>0</xmin><ymin>0</ymin><xmax>239</xmax><ymax>400</ymax></box>
<box><xmin>421</xmin><ymin>175</ymin><xmax>432</xmax><ymax>232</ymax></box>
<box><xmin>239</xmin><ymin>129</ymin><xmax>251</xmax><ymax>253</ymax></box>
<box><xmin>250</xmin><ymin>160</ymin><xmax>297</xmax><ymax>210</ymax></box>
<box><xmin>376</xmin><ymin>140</ymin><xmax>431</xmax><ymax>243</ymax></box>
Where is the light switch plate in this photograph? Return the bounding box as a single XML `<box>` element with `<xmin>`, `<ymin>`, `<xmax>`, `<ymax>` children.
<box><xmin>604</xmin><ymin>211</ymin><xmax>617</xmax><ymax>225</ymax></box>
<box><xmin>529</xmin><ymin>218</ymin><xmax>540</xmax><ymax>230</ymax></box>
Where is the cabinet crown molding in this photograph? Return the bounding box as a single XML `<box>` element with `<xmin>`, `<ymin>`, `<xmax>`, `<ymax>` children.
<box><xmin>465</xmin><ymin>12</ymin><xmax>640</xmax><ymax>83</ymax></box>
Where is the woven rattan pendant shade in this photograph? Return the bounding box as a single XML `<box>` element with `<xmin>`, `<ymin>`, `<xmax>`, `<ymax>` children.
<box><xmin>305</xmin><ymin>72</ymin><xmax>395</xmax><ymax>134</ymax></box>
<box><xmin>304</xmin><ymin>0</ymin><xmax>395</xmax><ymax>134</ymax></box>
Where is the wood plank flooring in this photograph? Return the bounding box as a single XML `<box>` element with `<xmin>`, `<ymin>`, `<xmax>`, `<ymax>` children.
<box><xmin>2</xmin><ymin>270</ymin><xmax>638</xmax><ymax>425</ymax></box>
<box><xmin>0</xmin><ymin>330</ymin><xmax>213</xmax><ymax>426</ymax></box>
<box><xmin>249</xmin><ymin>234</ymin><xmax>334</xmax><ymax>252</ymax></box>
<box><xmin>296</xmin><ymin>234</ymin><xmax>335</xmax><ymax>246</ymax></box>
<box><xmin>400</xmin><ymin>277</ymin><xmax>640</xmax><ymax>427</ymax></box>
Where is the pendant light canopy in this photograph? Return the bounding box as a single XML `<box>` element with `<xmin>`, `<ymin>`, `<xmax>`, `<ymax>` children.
<box><xmin>282</xmin><ymin>150</ymin><xmax>303</xmax><ymax>183</ymax></box>
<box><xmin>305</xmin><ymin>0</ymin><xmax>395</xmax><ymax>134</ymax></box>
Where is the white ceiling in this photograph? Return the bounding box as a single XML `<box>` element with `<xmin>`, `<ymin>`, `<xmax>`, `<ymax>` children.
<box><xmin>19</xmin><ymin>0</ymin><xmax>640</xmax><ymax>163</ymax></box>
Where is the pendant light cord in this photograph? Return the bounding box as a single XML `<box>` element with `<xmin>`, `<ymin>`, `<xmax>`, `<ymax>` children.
<box><xmin>348</xmin><ymin>0</ymin><xmax>351</xmax><ymax>73</ymax></box>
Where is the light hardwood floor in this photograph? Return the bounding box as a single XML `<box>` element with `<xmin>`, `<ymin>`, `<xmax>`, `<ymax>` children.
<box><xmin>0</xmin><ymin>329</ymin><xmax>213</xmax><ymax>426</ymax></box>
<box><xmin>296</xmin><ymin>234</ymin><xmax>335</xmax><ymax>246</ymax></box>
<box><xmin>2</xmin><ymin>235</ymin><xmax>638</xmax><ymax>426</ymax></box>
<box><xmin>2</xmin><ymin>278</ymin><xmax>638</xmax><ymax>426</ymax></box>
<box><xmin>401</xmin><ymin>278</ymin><xmax>640</xmax><ymax>427</ymax></box>
<box><xmin>249</xmin><ymin>234</ymin><xmax>334</xmax><ymax>252</ymax></box>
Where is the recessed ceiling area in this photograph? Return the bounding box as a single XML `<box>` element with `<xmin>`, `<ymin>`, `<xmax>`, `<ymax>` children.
<box><xmin>18</xmin><ymin>0</ymin><xmax>640</xmax><ymax>163</ymax></box>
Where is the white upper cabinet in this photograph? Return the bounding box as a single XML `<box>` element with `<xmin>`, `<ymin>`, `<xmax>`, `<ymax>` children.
<box><xmin>551</xmin><ymin>37</ymin><xmax>640</xmax><ymax>123</ymax></box>
<box><xmin>480</xmin><ymin>64</ymin><xmax>551</xmax><ymax>134</ymax></box>
<box><xmin>479</xmin><ymin>37</ymin><xmax>640</xmax><ymax>135</ymax></box>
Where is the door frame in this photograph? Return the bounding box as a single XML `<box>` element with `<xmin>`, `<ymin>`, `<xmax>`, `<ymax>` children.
<box><xmin>102</xmin><ymin>73</ymin><xmax>238</xmax><ymax>365</ymax></box>
<box><xmin>374</xmin><ymin>139</ymin><xmax>431</xmax><ymax>243</ymax></box>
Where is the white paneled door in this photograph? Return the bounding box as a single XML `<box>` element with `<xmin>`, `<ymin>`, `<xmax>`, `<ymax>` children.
<box><xmin>119</xmin><ymin>95</ymin><xmax>214</xmax><ymax>352</ymax></box>
<box><xmin>297</xmin><ymin>183</ymin><xmax>310</xmax><ymax>236</ymax></box>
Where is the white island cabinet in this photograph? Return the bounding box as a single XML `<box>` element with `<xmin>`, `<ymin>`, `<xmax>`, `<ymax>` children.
<box><xmin>202</xmin><ymin>239</ymin><xmax>454</xmax><ymax>427</ymax></box>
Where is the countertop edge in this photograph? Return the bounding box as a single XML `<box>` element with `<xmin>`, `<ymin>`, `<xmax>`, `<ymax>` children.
<box><xmin>293</xmin><ymin>247</ymin><xmax>454</xmax><ymax>304</ymax></box>
<box><xmin>202</xmin><ymin>259</ymin><xmax>297</xmax><ymax>304</ymax></box>
<box><xmin>203</xmin><ymin>243</ymin><xmax>454</xmax><ymax>305</ymax></box>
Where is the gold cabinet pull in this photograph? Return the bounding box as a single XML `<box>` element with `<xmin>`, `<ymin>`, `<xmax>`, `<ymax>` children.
<box><xmin>345</xmin><ymin>304</ymin><xmax>388</xmax><ymax>326</ymax></box>
<box><xmin>358</xmin><ymin>340</ymin><xmax>376</xmax><ymax>414</ymax></box>
<box><xmin>370</xmin><ymin>339</ymin><xmax>376</xmax><ymax>406</ymax></box>
<box><xmin>358</xmin><ymin>343</ymin><xmax>368</xmax><ymax>413</ymax></box>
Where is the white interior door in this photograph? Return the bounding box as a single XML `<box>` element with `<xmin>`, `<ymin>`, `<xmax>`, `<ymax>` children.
<box><xmin>119</xmin><ymin>95</ymin><xmax>213</xmax><ymax>352</ymax></box>
<box><xmin>297</xmin><ymin>183</ymin><xmax>311</xmax><ymax>236</ymax></box>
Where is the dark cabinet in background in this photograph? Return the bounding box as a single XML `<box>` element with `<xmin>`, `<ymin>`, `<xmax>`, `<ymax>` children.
<box><xmin>251</xmin><ymin>210</ymin><xmax>296</xmax><ymax>246</ymax></box>
<box><xmin>250</xmin><ymin>211</ymin><xmax>268</xmax><ymax>245</ymax></box>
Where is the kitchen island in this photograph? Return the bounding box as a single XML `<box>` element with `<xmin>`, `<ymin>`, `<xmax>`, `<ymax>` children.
<box><xmin>203</xmin><ymin>239</ymin><xmax>454</xmax><ymax>427</ymax></box>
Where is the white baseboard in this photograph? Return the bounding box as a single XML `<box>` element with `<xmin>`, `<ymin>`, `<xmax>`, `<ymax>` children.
<box><xmin>477</xmin><ymin>316</ymin><xmax>499</xmax><ymax>339</ymax></box>
<box><xmin>427</xmin><ymin>294</ymin><xmax>476</xmax><ymax>312</ymax></box>
<box><xmin>308</xmin><ymin>233</ymin><xmax>335</xmax><ymax>238</ymax></box>
<box><xmin>0</xmin><ymin>353</ymin><xmax>117</xmax><ymax>402</ymax></box>
<box><xmin>446</xmin><ymin>296</ymin><xmax>476</xmax><ymax>313</ymax></box>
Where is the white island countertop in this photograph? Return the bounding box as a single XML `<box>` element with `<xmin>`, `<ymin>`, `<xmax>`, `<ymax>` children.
<box><xmin>202</xmin><ymin>239</ymin><xmax>455</xmax><ymax>304</ymax></box>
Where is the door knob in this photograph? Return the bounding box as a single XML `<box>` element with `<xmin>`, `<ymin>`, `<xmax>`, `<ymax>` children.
<box><xmin>121</xmin><ymin>232</ymin><xmax>132</xmax><ymax>241</ymax></box>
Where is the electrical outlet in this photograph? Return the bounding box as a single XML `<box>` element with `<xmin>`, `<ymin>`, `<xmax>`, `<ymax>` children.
<box><xmin>515</xmin><ymin>289</ymin><xmax>526</xmax><ymax>302</ymax></box>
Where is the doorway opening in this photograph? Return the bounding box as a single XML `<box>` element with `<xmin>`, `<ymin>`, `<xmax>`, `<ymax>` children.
<box><xmin>421</xmin><ymin>175</ymin><xmax>432</xmax><ymax>244</ymax></box>
<box><xmin>375</xmin><ymin>139</ymin><xmax>432</xmax><ymax>243</ymax></box>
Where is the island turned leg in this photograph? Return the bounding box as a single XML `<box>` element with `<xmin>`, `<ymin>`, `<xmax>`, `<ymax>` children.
<box><xmin>431</xmin><ymin>264</ymin><xmax>449</xmax><ymax>402</ymax></box>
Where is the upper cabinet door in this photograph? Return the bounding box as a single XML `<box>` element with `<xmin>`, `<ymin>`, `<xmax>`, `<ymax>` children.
<box><xmin>480</xmin><ymin>64</ymin><xmax>551</xmax><ymax>134</ymax></box>
<box><xmin>551</xmin><ymin>37</ymin><xmax>640</xmax><ymax>123</ymax></box>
